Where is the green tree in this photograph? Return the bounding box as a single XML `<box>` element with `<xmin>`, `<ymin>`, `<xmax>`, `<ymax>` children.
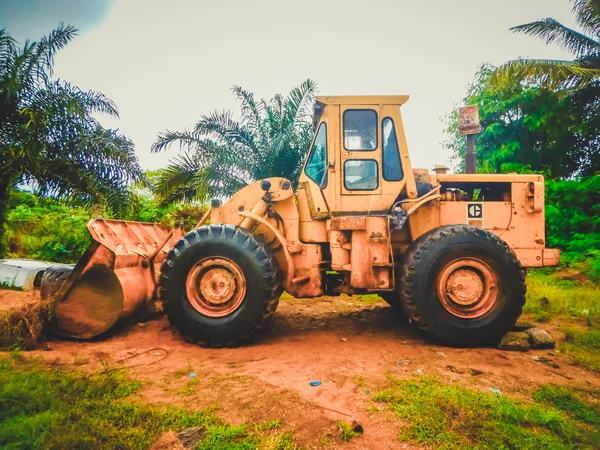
<box><xmin>151</xmin><ymin>80</ymin><xmax>317</xmax><ymax>203</ymax></box>
<box><xmin>445</xmin><ymin>64</ymin><xmax>600</xmax><ymax>178</ymax></box>
<box><xmin>493</xmin><ymin>0</ymin><xmax>600</xmax><ymax>89</ymax></box>
<box><xmin>0</xmin><ymin>25</ymin><xmax>144</xmax><ymax>256</ymax></box>
<box><xmin>546</xmin><ymin>177</ymin><xmax>600</xmax><ymax>279</ymax></box>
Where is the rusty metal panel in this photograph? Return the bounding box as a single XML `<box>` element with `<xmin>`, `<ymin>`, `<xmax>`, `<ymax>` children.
<box><xmin>49</xmin><ymin>219</ymin><xmax>183</xmax><ymax>339</ymax></box>
<box><xmin>331</xmin><ymin>216</ymin><xmax>367</xmax><ymax>231</ymax></box>
<box><xmin>88</xmin><ymin>219</ymin><xmax>170</xmax><ymax>256</ymax></box>
<box><xmin>543</xmin><ymin>248</ymin><xmax>560</xmax><ymax>266</ymax></box>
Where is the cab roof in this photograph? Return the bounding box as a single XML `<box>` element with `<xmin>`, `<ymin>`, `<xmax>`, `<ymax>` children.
<box><xmin>315</xmin><ymin>95</ymin><xmax>410</xmax><ymax>105</ymax></box>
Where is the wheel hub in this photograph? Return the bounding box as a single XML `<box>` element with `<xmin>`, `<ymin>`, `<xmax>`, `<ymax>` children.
<box><xmin>186</xmin><ymin>257</ymin><xmax>246</xmax><ymax>317</ymax></box>
<box><xmin>437</xmin><ymin>258</ymin><xmax>498</xmax><ymax>319</ymax></box>
<box><xmin>446</xmin><ymin>269</ymin><xmax>483</xmax><ymax>306</ymax></box>
<box><xmin>199</xmin><ymin>268</ymin><xmax>235</xmax><ymax>304</ymax></box>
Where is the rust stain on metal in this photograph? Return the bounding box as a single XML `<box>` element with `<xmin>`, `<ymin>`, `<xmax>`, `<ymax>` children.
<box><xmin>437</xmin><ymin>257</ymin><xmax>498</xmax><ymax>319</ymax></box>
<box><xmin>49</xmin><ymin>219</ymin><xmax>183</xmax><ymax>339</ymax></box>
<box><xmin>186</xmin><ymin>257</ymin><xmax>246</xmax><ymax>317</ymax></box>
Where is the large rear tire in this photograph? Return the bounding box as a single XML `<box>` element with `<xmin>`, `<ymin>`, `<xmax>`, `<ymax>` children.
<box><xmin>400</xmin><ymin>225</ymin><xmax>525</xmax><ymax>347</ymax></box>
<box><xmin>159</xmin><ymin>224</ymin><xmax>281</xmax><ymax>347</ymax></box>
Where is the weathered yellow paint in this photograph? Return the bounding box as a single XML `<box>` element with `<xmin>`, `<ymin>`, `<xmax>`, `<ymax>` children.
<box><xmin>212</xmin><ymin>95</ymin><xmax>558</xmax><ymax>297</ymax></box>
<box><xmin>316</xmin><ymin>95</ymin><xmax>410</xmax><ymax>105</ymax></box>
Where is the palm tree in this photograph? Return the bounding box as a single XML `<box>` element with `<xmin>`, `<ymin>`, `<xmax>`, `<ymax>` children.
<box><xmin>493</xmin><ymin>0</ymin><xmax>600</xmax><ymax>88</ymax></box>
<box><xmin>151</xmin><ymin>79</ymin><xmax>317</xmax><ymax>203</ymax></box>
<box><xmin>0</xmin><ymin>25</ymin><xmax>145</xmax><ymax>254</ymax></box>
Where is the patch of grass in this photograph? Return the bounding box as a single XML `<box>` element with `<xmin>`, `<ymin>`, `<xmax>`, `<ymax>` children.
<box><xmin>195</xmin><ymin>422</ymin><xmax>295</xmax><ymax>450</ymax></box>
<box><xmin>0</xmin><ymin>355</ymin><xmax>296</xmax><ymax>449</ymax></box>
<box><xmin>373</xmin><ymin>375</ymin><xmax>600</xmax><ymax>449</ymax></box>
<box><xmin>525</xmin><ymin>270</ymin><xmax>600</xmax><ymax>373</ymax></box>
<box><xmin>524</xmin><ymin>271</ymin><xmax>600</xmax><ymax>321</ymax></box>
<box><xmin>195</xmin><ymin>424</ymin><xmax>255</xmax><ymax>450</ymax></box>
<box><xmin>336</xmin><ymin>421</ymin><xmax>361</xmax><ymax>442</ymax></box>
<box><xmin>533</xmin><ymin>310</ymin><xmax>551</xmax><ymax>323</ymax></box>
<box><xmin>254</xmin><ymin>430</ymin><xmax>295</xmax><ymax>450</ymax></box>
<box><xmin>319</xmin><ymin>430</ymin><xmax>333</xmax><ymax>446</ymax></box>
<box><xmin>534</xmin><ymin>386</ymin><xmax>600</xmax><ymax>425</ymax></box>
<box><xmin>181</xmin><ymin>377</ymin><xmax>199</xmax><ymax>396</ymax></box>
<box><xmin>255</xmin><ymin>419</ymin><xmax>282</xmax><ymax>431</ymax></box>
<box><xmin>564</xmin><ymin>328</ymin><xmax>600</xmax><ymax>350</ymax></box>
<box><xmin>349</xmin><ymin>293</ymin><xmax>382</xmax><ymax>304</ymax></box>
<box><xmin>0</xmin><ymin>355</ymin><xmax>213</xmax><ymax>449</ymax></box>
<box><xmin>560</xmin><ymin>328</ymin><xmax>600</xmax><ymax>373</ymax></box>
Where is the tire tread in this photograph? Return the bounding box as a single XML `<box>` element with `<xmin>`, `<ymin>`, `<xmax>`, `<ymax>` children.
<box><xmin>159</xmin><ymin>224</ymin><xmax>281</xmax><ymax>347</ymax></box>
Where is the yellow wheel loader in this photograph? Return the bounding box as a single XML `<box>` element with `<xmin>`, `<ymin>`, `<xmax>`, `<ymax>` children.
<box><xmin>41</xmin><ymin>96</ymin><xmax>559</xmax><ymax>346</ymax></box>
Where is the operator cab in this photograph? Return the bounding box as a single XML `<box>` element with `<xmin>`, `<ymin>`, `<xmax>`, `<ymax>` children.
<box><xmin>298</xmin><ymin>96</ymin><xmax>418</xmax><ymax>219</ymax></box>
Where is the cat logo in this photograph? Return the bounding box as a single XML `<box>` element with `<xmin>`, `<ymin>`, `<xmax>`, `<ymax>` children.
<box><xmin>467</xmin><ymin>203</ymin><xmax>483</xmax><ymax>219</ymax></box>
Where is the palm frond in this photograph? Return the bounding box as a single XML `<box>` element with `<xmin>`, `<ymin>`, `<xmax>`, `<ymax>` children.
<box><xmin>30</xmin><ymin>81</ymin><xmax>118</xmax><ymax>118</ymax></box>
<box><xmin>511</xmin><ymin>18</ymin><xmax>600</xmax><ymax>57</ymax></box>
<box><xmin>231</xmin><ymin>85</ymin><xmax>267</xmax><ymax>144</ymax></box>
<box><xmin>0</xmin><ymin>25</ymin><xmax>140</xmax><ymax>220</ymax></box>
<box><xmin>492</xmin><ymin>58</ymin><xmax>600</xmax><ymax>89</ymax></box>
<box><xmin>151</xmin><ymin>128</ymin><xmax>205</xmax><ymax>153</ymax></box>
<box><xmin>32</xmin><ymin>24</ymin><xmax>77</xmax><ymax>77</ymax></box>
<box><xmin>18</xmin><ymin>24</ymin><xmax>77</xmax><ymax>89</ymax></box>
<box><xmin>153</xmin><ymin>153</ymin><xmax>210</xmax><ymax>204</ymax></box>
<box><xmin>0</xmin><ymin>29</ymin><xmax>17</xmax><ymax>70</ymax></box>
<box><xmin>265</xmin><ymin>94</ymin><xmax>284</xmax><ymax>135</ymax></box>
<box><xmin>283</xmin><ymin>78</ymin><xmax>318</xmax><ymax>129</ymax></box>
<box><xmin>194</xmin><ymin>110</ymin><xmax>259</xmax><ymax>153</ymax></box>
<box><xmin>571</xmin><ymin>0</ymin><xmax>600</xmax><ymax>38</ymax></box>
<box><xmin>152</xmin><ymin>79</ymin><xmax>318</xmax><ymax>201</ymax></box>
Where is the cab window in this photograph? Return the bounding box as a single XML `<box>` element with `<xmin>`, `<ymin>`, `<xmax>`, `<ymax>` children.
<box><xmin>344</xmin><ymin>160</ymin><xmax>378</xmax><ymax>191</ymax></box>
<box><xmin>343</xmin><ymin>110</ymin><xmax>377</xmax><ymax>151</ymax></box>
<box><xmin>382</xmin><ymin>117</ymin><xmax>403</xmax><ymax>181</ymax></box>
<box><xmin>305</xmin><ymin>123</ymin><xmax>328</xmax><ymax>187</ymax></box>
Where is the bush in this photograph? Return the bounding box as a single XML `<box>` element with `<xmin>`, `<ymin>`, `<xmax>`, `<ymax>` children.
<box><xmin>546</xmin><ymin>176</ymin><xmax>600</xmax><ymax>280</ymax></box>
<box><xmin>2</xmin><ymin>190</ymin><xmax>208</xmax><ymax>264</ymax></box>
<box><xmin>4</xmin><ymin>197</ymin><xmax>90</xmax><ymax>263</ymax></box>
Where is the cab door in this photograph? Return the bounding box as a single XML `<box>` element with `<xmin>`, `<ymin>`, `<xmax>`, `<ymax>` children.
<box><xmin>338</xmin><ymin>106</ymin><xmax>382</xmax><ymax>213</ymax></box>
<box><xmin>338</xmin><ymin>104</ymin><xmax>410</xmax><ymax>214</ymax></box>
<box><xmin>297</xmin><ymin>107</ymin><xmax>337</xmax><ymax>242</ymax></box>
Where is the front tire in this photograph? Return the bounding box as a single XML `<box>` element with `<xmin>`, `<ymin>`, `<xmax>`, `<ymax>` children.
<box><xmin>159</xmin><ymin>224</ymin><xmax>280</xmax><ymax>347</ymax></box>
<box><xmin>400</xmin><ymin>225</ymin><xmax>525</xmax><ymax>347</ymax></box>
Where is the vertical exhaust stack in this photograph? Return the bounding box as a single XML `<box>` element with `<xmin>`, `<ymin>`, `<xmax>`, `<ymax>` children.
<box><xmin>458</xmin><ymin>106</ymin><xmax>482</xmax><ymax>174</ymax></box>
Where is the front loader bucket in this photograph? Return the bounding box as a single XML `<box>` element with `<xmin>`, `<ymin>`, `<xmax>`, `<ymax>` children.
<box><xmin>43</xmin><ymin>219</ymin><xmax>183</xmax><ymax>339</ymax></box>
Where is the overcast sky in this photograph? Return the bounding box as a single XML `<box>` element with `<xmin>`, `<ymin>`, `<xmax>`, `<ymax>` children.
<box><xmin>1</xmin><ymin>0</ymin><xmax>575</xmax><ymax>172</ymax></box>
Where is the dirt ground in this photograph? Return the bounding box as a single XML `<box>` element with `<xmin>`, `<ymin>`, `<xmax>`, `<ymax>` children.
<box><xmin>5</xmin><ymin>291</ymin><xmax>600</xmax><ymax>449</ymax></box>
<box><xmin>0</xmin><ymin>289</ymin><xmax>39</xmax><ymax>311</ymax></box>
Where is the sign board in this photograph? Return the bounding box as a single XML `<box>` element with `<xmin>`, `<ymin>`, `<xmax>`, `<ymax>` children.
<box><xmin>459</xmin><ymin>106</ymin><xmax>482</xmax><ymax>136</ymax></box>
